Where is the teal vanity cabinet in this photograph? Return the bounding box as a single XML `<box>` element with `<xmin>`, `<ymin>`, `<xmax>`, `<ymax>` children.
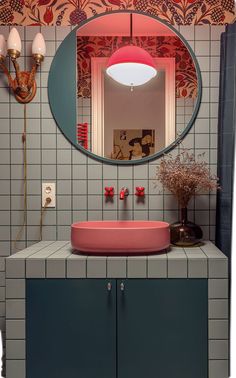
<box><xmin>26</xmin><ymin>279</ymin><xmax>117</xmax><ymax>378</ymax></box>
<box><xmin>5</xmin><ymin>241</ymin><xmax>229</xmax><ymax>378</ymax></box>
<box><xmin>26</xmin><ymin>278</ymin><xmax>208</xmax><ymax>378</ymax></box>
<box><xmin>117</xmin><ymin>279</ymin><xmax>208</xmax><ymax>378</ymax></box>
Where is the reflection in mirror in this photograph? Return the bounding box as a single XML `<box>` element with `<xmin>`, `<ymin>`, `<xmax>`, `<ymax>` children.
<box><xmin>77</xmin><ymin>13</ymin><xmax>198</xmax><ymax>161</ymax></box>
<box><xmin>105</xmin><ymin>70</ymin><xmax>165</xmax><ymax>160</ymax></box>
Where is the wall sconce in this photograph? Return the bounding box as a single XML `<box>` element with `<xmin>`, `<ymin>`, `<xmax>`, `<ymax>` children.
<box><xmin>0</xmin><ymin>28</ymin><xmax>46</xmax><ymax>103</ymax></box>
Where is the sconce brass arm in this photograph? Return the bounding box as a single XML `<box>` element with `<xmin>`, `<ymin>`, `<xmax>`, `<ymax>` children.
<box><xmin>0</xmin><ymin>60</ymin><xmax>14</xmax><ymax>88</ymax></box>
<box><xmin>0</xmin><ymin>56</ymin><xmax>39</xmax><ymax>104</ymax></box>
<box><xmin>28</xmin><ymin>63</ymin><xmax>38</xmax><ymax>89</ymax></box>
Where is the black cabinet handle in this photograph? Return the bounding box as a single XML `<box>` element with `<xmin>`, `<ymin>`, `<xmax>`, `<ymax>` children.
<box><xmin>107</xmin><ymin>282</ymin><xmax>112</xmax><ymax>291</ymax></box>
<box><xmin>120</xmin><ymin>282</ymin><xmax>125</xmax><ymax>291</ymax></box>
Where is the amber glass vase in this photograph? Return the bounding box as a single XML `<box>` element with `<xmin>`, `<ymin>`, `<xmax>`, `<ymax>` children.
<box><xmin>170</xmin><ymin>207</ymin><xmax>203</xmax><ymax>247</ymax></box>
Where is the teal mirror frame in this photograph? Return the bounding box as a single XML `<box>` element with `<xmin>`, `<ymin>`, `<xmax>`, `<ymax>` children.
<box><xmin>48</xmin><ymin>10</ymin><xmax>202</xmax><ymax>165</ymax></box>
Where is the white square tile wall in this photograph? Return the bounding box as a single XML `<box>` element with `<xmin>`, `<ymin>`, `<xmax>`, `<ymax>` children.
<box><xmin>0</xmin><ymin>25</ymin><xmax>223</xmax><ymax>350</ymax></box>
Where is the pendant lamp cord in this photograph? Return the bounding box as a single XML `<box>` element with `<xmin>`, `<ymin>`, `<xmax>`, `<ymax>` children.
<box><xmin>130</xmin><ymin>13</ymin><xmax>134</xmax><ymax>92</ymax></box>
<box><xmin>13</xmin><ymin>104</ymin><xmax>27</xmax><ymax>251</ymax></box>
<box><xmin>130</xmin><ymin>13</ymin><xmax>133</xmax><ymax>43</ymax></box>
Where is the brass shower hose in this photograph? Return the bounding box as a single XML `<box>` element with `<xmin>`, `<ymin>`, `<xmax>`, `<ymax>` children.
<box><xmin>13</xmin><ymin>104</ymin><xmax>28</xmax><ymax>251</ymax></box>
<box><xmin>39</xmin><ymin>197</ymin><xmax>51</xmax><ymax>240</ymax></box>
<box><xmin>13</xmin><ymin>104</ymin><xmax>51</xmax><ymax>250</ymax></box>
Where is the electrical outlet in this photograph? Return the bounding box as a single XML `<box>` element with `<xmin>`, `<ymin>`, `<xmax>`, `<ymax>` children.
<box><xmin>42</xmin><ymin>183</ymin><xmax>56</xmax><ymax>208</ymax></box>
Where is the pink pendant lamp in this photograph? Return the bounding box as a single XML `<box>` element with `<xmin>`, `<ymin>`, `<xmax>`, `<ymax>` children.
<box><xmin>106</xmin><ymin>14</ymin><xmax>157</xmax><ymax>87</ymax></box>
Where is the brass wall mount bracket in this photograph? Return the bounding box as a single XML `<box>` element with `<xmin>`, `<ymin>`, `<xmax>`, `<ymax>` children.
<box><xmin>0</xmin><ymin>55</ymin><xmax>41</xmax><ymax>104</ymax></box>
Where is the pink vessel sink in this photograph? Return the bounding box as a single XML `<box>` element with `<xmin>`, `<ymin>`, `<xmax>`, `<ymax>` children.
<box><xmin>71</xmin><ymin>221</ymin><xmax>170</xmax><ymax>256</ymax></box>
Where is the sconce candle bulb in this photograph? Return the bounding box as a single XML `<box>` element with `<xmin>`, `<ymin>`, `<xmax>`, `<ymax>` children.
<box><xmin>0</xmin><ymin>35</ymin><xmax>7</xmax><ymax>60</ymax></box>
<box><xmin>7</xmin><ymin>27</ymin><xmax>22</xmax><ymax>58</ymax></box>
<box><xmin>32</xmin><ymin>33</ymin><xmax>46</xmax><ymax>64</ymax></box>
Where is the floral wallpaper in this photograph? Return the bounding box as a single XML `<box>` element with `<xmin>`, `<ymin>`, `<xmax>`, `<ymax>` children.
<box><xmin>0</xmin><ymin>0</ymin><xmax>235</xmax><ymax>26</ymax></box>
<box><xmin>77</xmin><ymin>35</ymin><xmax>198</xmax><ymax>98</ymax></box>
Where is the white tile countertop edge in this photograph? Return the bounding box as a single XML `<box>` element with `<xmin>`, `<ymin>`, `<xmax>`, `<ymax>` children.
<box><xmin>5</xmin><ymin>240</ymin><xmax>228</xmax><ymax>279</ymax></box>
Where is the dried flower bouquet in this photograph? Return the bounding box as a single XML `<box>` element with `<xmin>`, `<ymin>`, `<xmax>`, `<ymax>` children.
<box><xmin>155</xmin><ymin>150</ymin><xmax>219</xmax><ymax>246</ymax></box>
<box><xmin>156</xmin><ymin>150</ymin><xmax>219</xmax><ymax>207</ymax></box>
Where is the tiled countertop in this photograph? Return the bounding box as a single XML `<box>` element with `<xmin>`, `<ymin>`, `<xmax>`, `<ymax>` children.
<box><xmin>5</xmin><ymin>240</ymin><xmax>229</xmax><ymax>378</ymax></box>
<box><xmin>5</xmin><ymin>240</ymin><xmax>228</xmax><ymax>279</ymax></box>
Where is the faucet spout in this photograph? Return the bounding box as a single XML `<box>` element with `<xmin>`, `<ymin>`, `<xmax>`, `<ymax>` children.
<box><xmin>120</xmin><ymin>187</ymin><xmax>129</xmax><ymax>200</ymax></box>
<box><xmin>120</xmin><ymin>191</ymin><xmax>125</xmax><ymax>200</ymax></box>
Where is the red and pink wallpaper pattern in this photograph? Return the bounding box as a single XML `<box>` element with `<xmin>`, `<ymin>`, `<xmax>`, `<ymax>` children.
<box><xmin>0</xmin><ymin>0</ymin><xmax>235</xmax><ymax>26</ymax></box>
<box><xmin>77</xmin><ymin>36</ymin><xmax>198</xmax><ymax>98</ymax></box>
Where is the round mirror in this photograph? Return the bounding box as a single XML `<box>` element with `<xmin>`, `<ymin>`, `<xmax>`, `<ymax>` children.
<box><xmin>48</xmin><ymin>11</ymin><xmax>202</xmax><ymax>164</ymax></box>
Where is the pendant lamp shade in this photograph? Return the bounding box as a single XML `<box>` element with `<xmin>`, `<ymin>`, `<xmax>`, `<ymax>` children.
<box><xmin>106</xmin><ymin>45</ymin><xmax>157</xmax><ymax>87</ymax></box>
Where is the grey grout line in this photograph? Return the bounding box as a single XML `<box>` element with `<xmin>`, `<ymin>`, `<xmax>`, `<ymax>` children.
<box><xmin>39</xmin><ymin>26</ymin><xmax>43</xmax><ymax>246</ymax></box>
<box><xmin>7</xmin><ymin>241</ymin><xmax>55</xmax><ymax>259</ymax></box>
<box><xmin>101</xmin><ymin>164</ymin><xmax>104</xmax><ymax>221</ymax></box>
<box><xmin>65</xmin><ymin>252</ymin><xmax>68</xmax><ymax>277</ymax></box>
<box><xmin>166</xmin><ymin>250</ymin><xmax>169</xmax><ymax>277</ymax></box>
<box><xmin>208</xmin><ymin>359</ymin><xmax>229</xmax><ymax>361</ymax></box>
<box><xmin>209</xmin><ymin>26</ymin><xmax>212</xmax><ymax>240</ymax></box>
<box><xmin>132</xmin><ymin>166</ymin><xmax>134</xmax><ymax>221</ymax></box>
<box><xmin>86</xmin><ymin>160</ymin><xmax>88</xmax><ymax>221</ymax></box>
<box><xmin>200</xmin><ymin>245</ymin><xmax>210</xmax><ymax>276</ymax></box>
<box><xmin>85</xmin><ymin>255</ymin><xmax>88</xmax><ymax>277</ymax></box>
<box><xmin>183</xmin><ymin>248</ymin><xmax>188</xmax><ymax>277</ymax></box>
<box><xmin>24</xmin><ymin>28</ymin><xmax>28</xmax><ymax>249</ymax></box>
<box><xmin>55</xmin><ymin>27</ymin><xmax>58</xmax><ymax>242</ymax></box>
<box><xmin>26</xmin><ymin>241</ymin><xmax>70</xmax><ymax>259</ymax></box>
<box><xmin>193</xmin><ymin>26</ymin><xmax>197</xmax><ymax>225</ymax></box>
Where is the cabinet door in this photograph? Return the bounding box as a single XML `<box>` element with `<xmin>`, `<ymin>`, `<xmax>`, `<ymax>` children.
<box><xmin>26</xmin><ymin>279</ymin><xmax>116</xmax><ymax>378</ymax></box>
<box><xmin>117</xmin><ymin>279</ymin><xmax>208</xmax><ymax>378</ymax></box>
